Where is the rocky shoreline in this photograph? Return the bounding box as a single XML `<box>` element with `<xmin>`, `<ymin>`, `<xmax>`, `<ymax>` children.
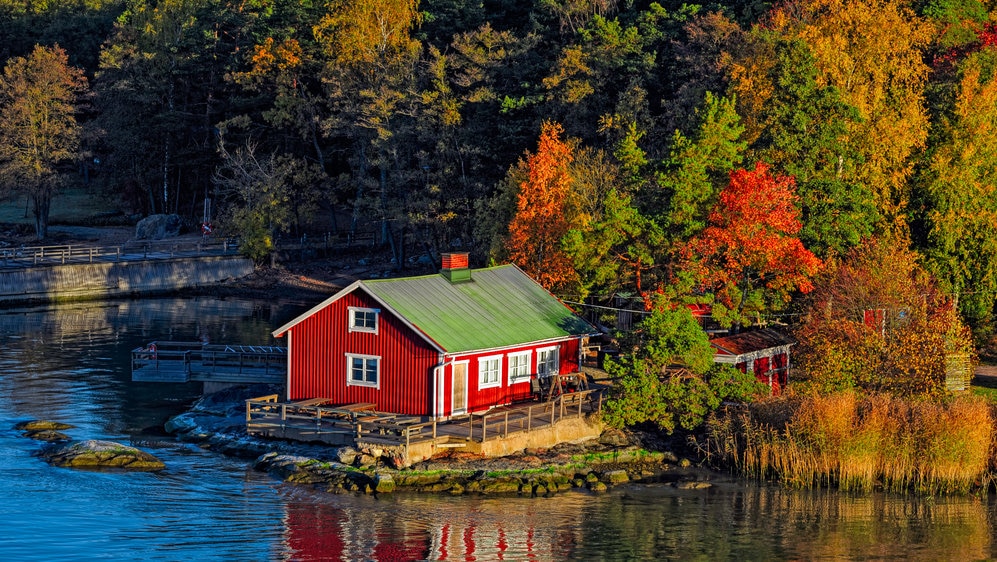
<box><xmin>164</xmin><ymin>385</ymin><xmax>717</xmax><ymax>496</ymax></box>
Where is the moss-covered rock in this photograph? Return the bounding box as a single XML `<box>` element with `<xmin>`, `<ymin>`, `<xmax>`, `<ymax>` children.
<box><xmin>375</xmin><ymin>474</ymin><xmax>395</xmax><ymax>494</ymax></box>
<box><xmin>24</xmin><ymin>429</ymin><xmax>71</xmax><ymax>442</ymax></box>
<box><xmin>15</xmin><ymin>420</ymin><xmax>74</xmax><ymax>432</ymax></box>
<box><xmin>587</xmin><ymin>481</ymin><xmax>608</xmax><ymax>492</ymax></box>
<box><xmin>602</xmin><ymin>470</ymin><xmax>630</xmax><ymax>484</ymax></box>
<box><xmin>40</xmin><ymin>440</ymin><xmax>164</xmax><ymax>470</ymax></box>
<box><xmin>478</xmin><ymin>476</ymin><xmax>522</xmax><ymax>494</ymax></box>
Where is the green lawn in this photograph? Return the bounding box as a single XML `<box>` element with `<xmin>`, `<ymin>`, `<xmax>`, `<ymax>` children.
<box><xmin>0</xmin><ymin>188</ymin><xmax>120</xmax><ymax>225</ymax></box>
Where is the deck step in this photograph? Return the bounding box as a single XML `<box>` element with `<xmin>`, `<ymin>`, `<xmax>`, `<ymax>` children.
<box><xmin>436</xmin><ymin>442</ymin><xmax>468</xmax><ymax>448</ymax></box>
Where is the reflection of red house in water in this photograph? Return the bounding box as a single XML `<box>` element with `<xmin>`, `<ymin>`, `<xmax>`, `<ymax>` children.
<box><xmin>710</xmin><ymin>329</ymin><xmax>794</xmax><ymax>395</ymax></box>
<box><xmin>281</xmin><ymin>495</ymin><xmax>578</xmax><ymax>560</ymax></box>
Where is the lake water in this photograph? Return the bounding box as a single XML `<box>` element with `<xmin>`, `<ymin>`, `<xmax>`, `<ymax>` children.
<box><xmin>1</xmin><ymin>297</ymin><xmax>996</xmax><ymax>561</ymax></box>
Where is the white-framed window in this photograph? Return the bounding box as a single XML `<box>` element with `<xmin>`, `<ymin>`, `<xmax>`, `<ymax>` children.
<box><xmin>348</xmin><ymin>306</ymin><xmax>379</xmax><ymax>334</ymax></box>
<box><xmin>478</xmin><ymin>355</ymin><xmax>502</xmax><ymax>388</ymax></box>
<box><xmin>508</xmin><ymin>351</ymin><xmax>531</xmax><ymax>384</ymax></box>
<box><xmin>537</xmin><ymin>346</ymin><xmax>559</xmax><ymax>378</ymax></box>
<box><xmin>346</xmin><ymin>353</ymin><xmax>380</xmax><ymax>388</ymax></box>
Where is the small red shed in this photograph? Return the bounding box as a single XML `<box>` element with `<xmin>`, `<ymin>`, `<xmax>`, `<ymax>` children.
<box><xmin>710</xmin><ymin>329</ymin><xmax>794</xmax><ymax>394</ymax></box>
<box><xmin>271</xmin><ymin>255</ymin><xmax>598</xmax><ymax>419</ymax></box>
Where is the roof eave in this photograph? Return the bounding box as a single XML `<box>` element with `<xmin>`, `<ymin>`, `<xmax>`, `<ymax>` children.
<box><xmin>272</xmin><ymin>280</ymin><xmax>447</xmax><ymax>354</ymax></box>
<box><xmin>443</xmin><ymin>332</ymin><xmax>595</xmax><ymax>357</ymax></box>
<box><xmin>271</xmin><ymin>280</ymin><xmax>363</xmax><ymax>338</ymax></box>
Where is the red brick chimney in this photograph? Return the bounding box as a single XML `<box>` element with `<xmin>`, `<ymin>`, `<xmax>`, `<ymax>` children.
<box><xmin>440</xmin><ymin>252</ymin><xmax>471</xmax><ymax>283</ymax></box>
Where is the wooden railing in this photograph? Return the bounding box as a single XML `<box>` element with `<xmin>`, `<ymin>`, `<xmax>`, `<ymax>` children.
<box><xmin>132</xmin><ymin>341</ymin><xmax>286</xmax><ymax>383</ymax></box>
<box><xmin>468</xmin><ymin>389</ymin><xmax>604</xmax><ymax>442</ymax></box>
<box><xmin>244</xmin><ymin>389</ymin><xmax>605</xmax><ymax>448</ymax></box>
<box><xmin>1</xmin><ymin>238</ymin><xmax>241</xmax><ymax>268</ymax></box>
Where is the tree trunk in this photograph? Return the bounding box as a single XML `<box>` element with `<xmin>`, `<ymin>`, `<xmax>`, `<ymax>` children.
<box><xmin>32</xmin><ymin>192</ymin><xmax>51</xmax><ymax>240</ymax></box>
<box><xmin>349</xmin><ymin>144</ymin><xmax>366</xmax><ymax>242</ymax></box>
<box><xmin>380</xmin><ymin>165</ymin><xmax>389</xmax><ymax>247</ymax></box>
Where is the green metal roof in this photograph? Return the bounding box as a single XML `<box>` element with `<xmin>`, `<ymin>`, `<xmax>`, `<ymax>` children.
<box><xmin>361</xmin><ymin>264</ymin><xmax>596</xmax><ymax>353</ymax></box>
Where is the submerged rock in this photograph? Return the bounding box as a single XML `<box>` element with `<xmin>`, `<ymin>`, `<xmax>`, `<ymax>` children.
<box><xmin>25</xmin><ymin>429</ymin><xmax>71</xmax><ymax>442</ymax></box>
<box><xmin>15</xmin><ymin>420</ymin><xmax>74</xmax><ymax>442</ymax></box>
<box><xmin>674</xmin><ymin>481</ymin><xmax>712</xmax><ymax>490</ymax></box>
<box><xmin>40</xmin><ymin>440</ymin><xmax>165</xmax><ymax>470</ymax></box>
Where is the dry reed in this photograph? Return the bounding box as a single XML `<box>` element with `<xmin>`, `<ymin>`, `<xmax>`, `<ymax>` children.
<box><xmin>705</xmin><ymin>391</ymin><xmax>994</xmax><ymax>494</ymax></box>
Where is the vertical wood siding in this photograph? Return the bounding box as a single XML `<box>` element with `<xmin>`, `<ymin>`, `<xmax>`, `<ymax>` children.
<box><xmin>451</xmin><ymin>337</ymin><xmax>583</xmax><ymax>415</ymax></box>
<box><xmin>286</xmin><ymin>289</ymin><xmax>438</xmax><ymax>416</ymax></box>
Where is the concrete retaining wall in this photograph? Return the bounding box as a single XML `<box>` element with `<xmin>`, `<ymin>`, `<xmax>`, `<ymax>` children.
<box><xmin>0</xmin><ymin>256</ymin><xmax>254</xmax><ymax>305</ymax></box>
<box><xmin>392</xmin><ymin>415</ymin><xmax>606</xmax><ymax>467</ymax></box>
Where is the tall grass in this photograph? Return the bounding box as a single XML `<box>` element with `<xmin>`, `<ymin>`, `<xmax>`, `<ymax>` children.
<box><xmin>704</xmin><ymin>391</ymin><xmax>994</xmax><ymax>494</ymax></box>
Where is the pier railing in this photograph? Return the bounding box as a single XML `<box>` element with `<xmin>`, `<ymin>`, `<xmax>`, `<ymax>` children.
<box><xmin>132</xmin><ymin>341</ymin><xmax>286</xmax><ymax>383</ymax></box>
<box><xmin>1</xmin><ymin>238</ymin><xmax>241</xmax><ymax>268</ymax></box>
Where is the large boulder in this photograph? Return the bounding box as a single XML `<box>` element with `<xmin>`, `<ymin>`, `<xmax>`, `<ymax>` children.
<box><xmin>135</xmin><ymin>214</ymin><xmax>183</xmax><ymax>240</ymax></box>
<box><xmin>40</xmin><ymin>440</ymin><xmax>165</xmax><ymax>470</ymax></box>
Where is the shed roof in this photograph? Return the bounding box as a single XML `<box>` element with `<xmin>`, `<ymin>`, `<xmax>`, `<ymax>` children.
<box><xmin>272</xmin><ymin>264</ymin><xmax>597</xmax><ymax>354</ymax></box>
<box><xmin>710</xmin><ymin>329</ymin><xmax>795</xmax><ymax>358</ymax></box>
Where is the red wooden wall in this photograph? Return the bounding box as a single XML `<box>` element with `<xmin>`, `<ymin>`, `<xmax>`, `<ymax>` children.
<box><xmin>283</xmin><ymin>289</ymin><xmax>439</xmax><ymax>416</ymax></box>
<box><xmin>447</xmin><ymin>337</ymin><xmax>582</xmax><ymax>416</ymax></box>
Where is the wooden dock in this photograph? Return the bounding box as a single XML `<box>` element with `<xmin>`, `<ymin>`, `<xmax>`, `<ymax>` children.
<box><xmin>131</xmin><ymin>341</ymin><xmax>286</xmax><ymax>384</ymax></box>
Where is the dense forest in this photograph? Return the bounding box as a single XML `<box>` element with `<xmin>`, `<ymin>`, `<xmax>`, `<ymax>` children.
<box><xmin>2</xmin><ymin>0</ymin><xmax>997</xmax><ymax>341</ymax></box>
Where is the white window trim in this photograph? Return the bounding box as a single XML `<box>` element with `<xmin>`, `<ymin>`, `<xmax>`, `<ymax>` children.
<box><xmin>345</xmin><ymin>353</ymin><xmax>380</xmax><ymax>388</ymax></box>
<box><xmin>507</xmin><ymin>351</ymin><xmax>532</xmax><ymax>385</ymax></box>
<box><xmin>536</xmin><ymin>346</ymin><xmax>559</xmax><ymax>378</ymax></box>
<box><xmin>348</xmin><ymin>306</ymin><xmax>379</xmax><ymax>334</ymax></box>
<box><xmin>478</xmin><ymin>354</ymin><xmax>503</xmax><ymax>389</ymax></box>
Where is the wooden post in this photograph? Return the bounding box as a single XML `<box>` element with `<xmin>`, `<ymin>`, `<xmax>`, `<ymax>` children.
<box><xmin>504</xmin><ymin>412</ymin><xmax>509</xmax><ymax>438</ymax></box>
<box><xmin>245</xmin><ymin>400</ymin><xmax>252</xmax><ymax>424</ymax></box>
<box><xmin>482</xmin><ymin>416</ymin><xmax>487</xmax><ymax>442</ymax></box>
<box><xmin>432</xmin><ymin>419</ymin><xmax>437</xmax><ymax>440</ymax></box>
<box><xmin>527</xmin><ymin>405</ymin><xmax>532</xmax><ymax>433</ymax></box>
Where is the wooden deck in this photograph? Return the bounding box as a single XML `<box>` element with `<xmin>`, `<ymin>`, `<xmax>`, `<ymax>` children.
<box><xmin>244</xmin><ymin>388</ymin><xmax>605</xmax><ymax>452</ymax></box>
<box><xmin>131</xmin><ymin>341</ymin><xmax>286</xmax><ymax>384</ymax></box>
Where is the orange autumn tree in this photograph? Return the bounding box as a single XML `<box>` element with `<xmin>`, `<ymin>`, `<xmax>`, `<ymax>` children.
<box><xmin>505</xmin><ymin>121</ymin><xmax>581</xmax><ymax>293</ymax></box>
<box><xmin>793</xmin><ymin>236</ymin><xmax>974</xmax><ymax>396</ymax></box>
<box><xmin>688</xmin><ymin>161</ymin><xmax>822</xmax><ymax>328</ymax></box>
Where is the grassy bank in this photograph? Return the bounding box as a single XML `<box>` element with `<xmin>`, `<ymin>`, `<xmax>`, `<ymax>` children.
<box><xmin>704</xmin><ymin>391</ymin><xmax>994</xmax><ymax>494</ymax></box>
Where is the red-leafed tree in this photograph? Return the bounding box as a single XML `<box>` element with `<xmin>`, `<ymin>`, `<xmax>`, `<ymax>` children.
<box><xmin>505</xmin><ymin>121</ymin><xmax>581</xmax><ymax>293</ymax></box>
<box><xmin>687</xmin><ymin>161</ymin><xmax>822</xmax><ymax>328</ymax></box>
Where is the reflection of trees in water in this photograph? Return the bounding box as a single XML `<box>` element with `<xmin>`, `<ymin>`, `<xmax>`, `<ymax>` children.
<box><xmin>0</xmin><ymin>297</ymin><xmax>309</xmax><ymax>429</ymax></box>
<box><xmin>277</xmin><ymin>484</ymin><xmax>995</xmax><ymax>560</ymax></box>
<box><xmin>582</xmin><ymin>484</ymin><xmax>993</xmax><ymax>560</ymax></box>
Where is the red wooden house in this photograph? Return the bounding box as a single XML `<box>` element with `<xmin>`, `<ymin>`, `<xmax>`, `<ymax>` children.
<box><xmin>710</xmin><ymin>329</ymin><xmax>794</xmax><ymax>394</ymax></box>
<box><xmin>271</xmin><ymin>254</ymin><xmax>598</xmax><ymax>419</ymax></box>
